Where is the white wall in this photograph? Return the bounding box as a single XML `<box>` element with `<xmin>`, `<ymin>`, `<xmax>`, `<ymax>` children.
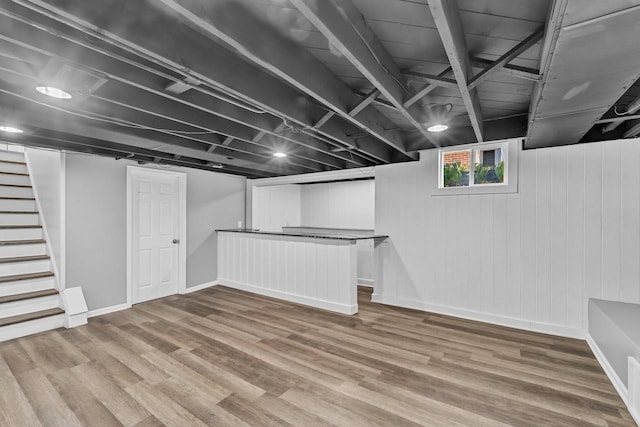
<box><xmin>24</xmin><ymin>148</ymin><xmax>63</xmax><ymax>283</ymax></box>
<box><xmin>65</xmin><ymin>153</ymin><xmax>245</xmax><ymax>311</ymax></box>
<box><xmin>251</xmin><ymin>184</ymin><xmax>301</xmax><ymax>232</ymax></box>
<box><xmin>301</xmin><ymin>179</ymin><xmax>375</xmax><ymax>229</ymax></box>
<box><xmin>376</xmin><ymin>138</ymin><xmax>640</xmax><ymax>337</ymax></box>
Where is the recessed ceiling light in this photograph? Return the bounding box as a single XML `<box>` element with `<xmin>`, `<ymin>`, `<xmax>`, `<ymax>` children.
<box><xmin>35</xmin><ymin>86</ymin><xmax>72</xmax><ymax>99</ymax></box>
<box><xmin>0</xmin><ymin>126</ymin><xmax>23</xmax><ymax>134</ymax></box>
<box><xmin>273</xmin><ymin>152</ymin><xmax>287</xmax><ymax>158</ymax></box>
<box><xmin>427</xmin><ymin>124</ymin><xmax>448</xmax><ymax>133</ymax></box>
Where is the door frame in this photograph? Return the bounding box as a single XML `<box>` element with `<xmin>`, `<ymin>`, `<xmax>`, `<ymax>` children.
<box><xmin>126</xmin><ymin>165</ymin><xmax>187</xmax><ymax>306</ymax></box>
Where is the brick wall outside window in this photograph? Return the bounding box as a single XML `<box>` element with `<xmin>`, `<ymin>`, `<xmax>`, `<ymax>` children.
<box><xmin>443</xmin><ymin>151</ymin><xmax>470</xmax><ymax>169</ymax></box>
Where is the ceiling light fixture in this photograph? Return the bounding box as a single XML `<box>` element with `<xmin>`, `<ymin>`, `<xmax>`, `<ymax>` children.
<box><xmin>273</xmin><ymin>152</ymin><xmax>287</xmax><ymax>158</ymax></box>
<box><xmin>35</xmin><ymin>86</ymin><xmax>73</xmax><ymax>99</ymax></box>
<box><xmin>427</xmin><ymin>124</ymin><xmax>449</xmax><ymax>132</ymax></box>
<box><xmin>0</xmin><ymin>126</ymin><xmax>23</xmax><ymax>134</ymax></box>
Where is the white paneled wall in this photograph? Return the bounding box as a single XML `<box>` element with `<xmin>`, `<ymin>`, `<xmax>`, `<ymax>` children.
<box><xmin>217</xmin><ymin>231</ymin><xmax>358</xmax><ymax>314</ymax></box>
<box><xmin>251</xmin><ymin>184</ymin><xmax>301</xmax><ymax>232</ymax></box>
<box><xmin>375</xmin><ymin>138</ymin><xmax>640</xmax><ymax>337</ymax></box>
<box><xmin>301</xmin><ymin>179</ymin><xmax>374</xmax><ymax>229</ymax></box>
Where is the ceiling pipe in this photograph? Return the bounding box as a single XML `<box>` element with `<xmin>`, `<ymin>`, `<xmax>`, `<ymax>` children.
<box><xmin>1</xmin><ymin>5</ymin><xmax>377</xmax><ymax>164</ymax></box>
<box><xmin>602</xmin><ymin>94</ymin><xmax>640</xmax><ymax>133</ymax></box>
<box><xmin>622</xmin><ymin>120</ymin><xmax>640</xmax><ymax>138</ymax></box>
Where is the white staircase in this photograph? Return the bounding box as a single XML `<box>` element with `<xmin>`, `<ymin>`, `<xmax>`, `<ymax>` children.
<box><xmin>0</xmin><ymin>150</ymin><xmax>64</xmax><ymax>342</ymax></box>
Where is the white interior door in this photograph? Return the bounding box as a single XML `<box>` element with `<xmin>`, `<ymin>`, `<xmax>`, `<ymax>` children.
<box><xmin>131</xmin><ymin>168</ymin><xmax>181</xmax><ymax>303</ymax></box>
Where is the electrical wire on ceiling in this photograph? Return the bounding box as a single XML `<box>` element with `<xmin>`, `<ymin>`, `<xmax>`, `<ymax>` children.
<box><xmin>0</xmin><ymin>88</ymin><xmax>223</xmax><ymax>137</ymax></box>
<box><xmin>3</xmin><ymin>2</ymin><xmax>374</xmax><ymax>163</ymax></box>
<box><xmin>2</xmin><ymin>3</ymin><xmax>269</xmax><ymax>116</ymax></box>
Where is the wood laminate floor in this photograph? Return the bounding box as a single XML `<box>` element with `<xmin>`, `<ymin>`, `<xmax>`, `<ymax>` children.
<box><xmin>0</xmin><ymin>286</ymin><xmax>635</xmax><ymax>426</ymax></box>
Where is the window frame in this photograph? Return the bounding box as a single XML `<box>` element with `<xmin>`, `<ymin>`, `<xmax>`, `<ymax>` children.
<box><xmin>432</xmin><ymin>138</ymin><xmax>520</xmax><ymax>196</ymax></box>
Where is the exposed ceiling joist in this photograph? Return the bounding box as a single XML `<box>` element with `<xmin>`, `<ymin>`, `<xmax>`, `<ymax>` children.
<box><xmin>401</xmin><ymin>70</ymin><xmax>459</xmax><ymax>89</ymax></box>
<box><xmin>12</xmin><ymin>0</ymin><xmax>409</xmax><ymax>165</ymax></box>
<box><xmin>11</xmin><ymin>132</ymin><xmax>268</xmax><ymax>177</ymax></box>
<box><xmin>348</xmin><ymin>89</ymin><xmax>380</xmax><ymax>117</ymax></box>
<box><xmin>404</xmin><ymin>67</ymin><xmax>452</xmax><ymax>109</ymax></box>
<box><xmin>428</xmin><ymin>0</ymin><xmax>484</xmax><ymax>142</ymax></box>
<box><xmin>596</xmin><ymin>113</ymin><xmax>640</xmax><ymax>125</ymax></box>
<box><xmin>468</xmin><ymin>27</ymin><xmax>544</xmax><ymax>90</ymax></box>
<box><xmin>156</xmin><ymin>0</ymin><xmax>415</xmax><ymax>158</ymax></box>
<box><xmin>526</xmin><ymin>0</ymin><xmax>640</xmax><ymax>148</ymax></box>
<box><xmin>0</xmin><ymin>100</ymin><xmax>294</xmax><ymax>176</ymax></box>
<box><xmin>526</xmin><ymin>0</ymin><xmax>567</xmax><ymax>145</ymax></box>
<box><xmin>470</xmin><ymin>57</ymin><xmax>540</xmax><ymax>81</ymax></box>
<box><xmin>623</xmin><ymin>120</ymin><xmax>640</xmax><ymax>138</ymax></box>
<box><xmin>0</xmin><ymin>10</ymin><xmax>377</xmax><ymax>169</ymax></box>
<box><xmin>291</xmin><ymin>0</ymin><xmax>440</xmax><ymax>143</ymax></box>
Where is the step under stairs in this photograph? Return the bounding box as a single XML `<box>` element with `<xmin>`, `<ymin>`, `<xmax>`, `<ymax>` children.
<box><xmin>0</xmin><ymin>149</ymin><xmax>64</xmax><ymax>342</ymax></box>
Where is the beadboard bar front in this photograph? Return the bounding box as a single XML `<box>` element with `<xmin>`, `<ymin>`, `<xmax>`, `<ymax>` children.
<box><xmin>216</xmin><ymin>230</ymin><xmax>359</xmax><ymax>314</ymax></box>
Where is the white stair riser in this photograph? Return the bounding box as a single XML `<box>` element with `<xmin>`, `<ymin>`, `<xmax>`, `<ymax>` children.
<box><xmin>0</xmin><ymin>213</ymin><xmax>39</xmax><ymax>226</ymax></box>
<box><xmin>0</xmin><ymin>294</ymin><xmax>60</xmax><ymax>319</ymax></box>
<box><xmin>0</xmin><ymin>151</ymin><xmax>25</xmax><ymax>163</ymax></box>
<box><xmin>0</xmin><ymin>243</ymin><xmax>45</xmax><ymax>257</ymax></box>
<box><xmin>0</xmin><ymin>199</ymin><xmax>36</xmax><ymax>211</ymax></box>
<box><xmin>0</xmin><ymin>186</ymin><xmax>32</xmax><ymax>198</ymax></box>
<box><xmin>0</xmin><ymin>259</ymin><xmax>50</xmax><ymax>276</ymax></box>
<box><xmin>0</xmin><ymin>174</ymin><xmax>30</xmax><ymax>186</ymax></box>
<box><xmin>0</xmin><ymin>314</ymin><xmax>64</xmax><ymax>343</ymax></box>
<box><xmin>0</xmin><ymin>276</ymin><xmax>55</xmax><ymax>297</ymax></box>
<box><xmin>0</xmin><ymin>228</ymin><xmax>43</xmax><ymax>241</ymax></box>
<box><xmin>0</xmin><ymin>163</ymin><xmax>28</xmax><ymax>174</ymax></box>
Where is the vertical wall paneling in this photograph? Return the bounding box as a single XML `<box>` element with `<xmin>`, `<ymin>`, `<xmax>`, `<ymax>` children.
<box><xmin>602</xmin><ymin>142</ymin><xmax>622</xmax><ymax>301</ymax></box>
<box><xmin>535</xmin><ymin>148</ymin><xmax>552</xmax><ymax>323</ymax></box>
<box><xmin>506</xmin><ymin>187</ymin><xmax>522</xmax><ymax>319</ymax></box>
<box><xmin>584</xmin><ymin>143</ymin><xmax>604</xmax><ymax>317</ymax></box>
<box><xmin>480</xmin><ymin>195</ymin><xmax>494</xmax><ymax>313</ymax></box>
<box><xmin>217</xmin><ymin>232</ymin><xmax>358</xmax><ymax>314</ymax></box>
<box><xmin>376</xmin><ymin>138</ymin><xmax>640</xmax><ymax>336</ymax></box>
<box><xmin>467</xmin><ymin>194</ymin><xmax>483</xmax><ymax>312</ymax></box>
<box><xmin>566</xmin><ymin>145</ymin><xmax>585</xmax><ymax>329</ymax></box>
<box><xmin>620</xmin><ymin>142</ymin><xmax>640</xmax><ymax>303</ymax></box>
<box><xmin>519</xmin><ymin>145</ymin><xmax>537</xmax><ymax>321</ymax></box>
<box><xmin>550</xmin><ymin>147</ymin><xmax>568</xmax><ymax>325</ymax></box>
<box><xmin>493</xmin><ymin>194</ymin><xmax>508</xmax><ymax>317</ymax></box>
<box><xmin>456</xmin><ymin>195</ymin><xmax>471</xmax><ymax>310</ymax></box>
<box><xmin>300</xmin><ymin>180</ymin><xmax>375</xmax><ymax>229</ymax></box>
<box><xmin>251</xmin><ymin>185</ymin><xmax>301</xmax><ymax>232</ymax></box>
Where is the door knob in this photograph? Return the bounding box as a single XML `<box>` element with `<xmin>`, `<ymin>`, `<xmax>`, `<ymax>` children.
<box><xmin>172</xmin><ymin>239</ymin><xmax>180</xmax><ymax>244</ymax></box>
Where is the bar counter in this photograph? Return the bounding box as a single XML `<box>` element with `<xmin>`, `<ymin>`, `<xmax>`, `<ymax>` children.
<box><xmin>215</xmin><ymin>229</ymin><xmax>388</xmax><ymax>314</ymax></box>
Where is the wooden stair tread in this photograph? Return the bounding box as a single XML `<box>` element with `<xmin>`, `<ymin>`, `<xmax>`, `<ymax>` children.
<box><xmin>0</xmin><ymin>184</ymin><xmax>31</xmax><ymax>188</ymax></box>
<box><xmin>0</xmin><ymin>211</ymin><xmax>38</xmax><ymax>214</ymax></box>
<box><xmin>0</xmin><ymin>307</ymin><xmax>64</xmax><ymax>328</ymax></box>
<box><xmin>0</xmin><ymin>225</ymin><xmax>41</xmax><ymax>229</ymax></box>
<box><xmin>0</xmin><ymin>271</ymin><xmax>54</xmax><ymax>283</ymax></box>
<box><xmin>0</xmin><ymin>197</ymin><xmax>35</xmax><ymax>201</ymax></box>
<box><xmin>0</xmin><ymin>289</ymin><xmax>58</xmax><ymax>304</ymax></box>
<box><xmin>0</xmin><ymin>160</ymin><xmax>26</xmax><ymax>165</ymax></box>
<box><xmin>0</xmin><ymin>239</ymin><xmax>45</xmax><ymax>246</ymax></box>
<box><xmin>0</xmin><ymin>171</ymin><xmax>29</xmax><ymax>176</ymax></box>
<box><xmin>0</xmin><ymin>255</ymin><xmax>49</xmax><ymax>264</ymax></box>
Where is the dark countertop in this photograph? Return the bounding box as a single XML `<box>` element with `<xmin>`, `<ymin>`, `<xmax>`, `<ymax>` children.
<box><xmin>216</xmin><ymin>229</ymin><xmax>388</xmax><ymax>241</ymax></box>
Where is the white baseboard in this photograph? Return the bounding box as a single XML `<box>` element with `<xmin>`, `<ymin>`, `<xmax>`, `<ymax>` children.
<box><xmin>357</xmin><ymin>278</ymin><xmax>374</xmax><ymax>287</ymax></box>
<box><xmin>87</xmin><ymin>303</ymin><xmax>131</xmax><ymax>318</ymax></box>
<box><xmin>371</xmin><ymin>294</ymin><xmax>585</xmax><ymax>340</ymax></box>
<box><xmin>183</xmin><ymin>281</ymin><xmax>218</xmax><ymax>294</ymax></box>
<box><xmin>586</xmin><ymin>335</ymin><xmax>629</xmax><ymax>406</ymax></box>
<box><xmin>218</xmin><ymin>279</ymin><xmax>357</xmax><ymax>315</ymax></box>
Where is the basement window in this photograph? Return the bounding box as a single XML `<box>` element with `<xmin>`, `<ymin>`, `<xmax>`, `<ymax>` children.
<box><xmin>433</xmin><ymin>138</ymin><xmax>519</xmax><ymax>195</ymax></box>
